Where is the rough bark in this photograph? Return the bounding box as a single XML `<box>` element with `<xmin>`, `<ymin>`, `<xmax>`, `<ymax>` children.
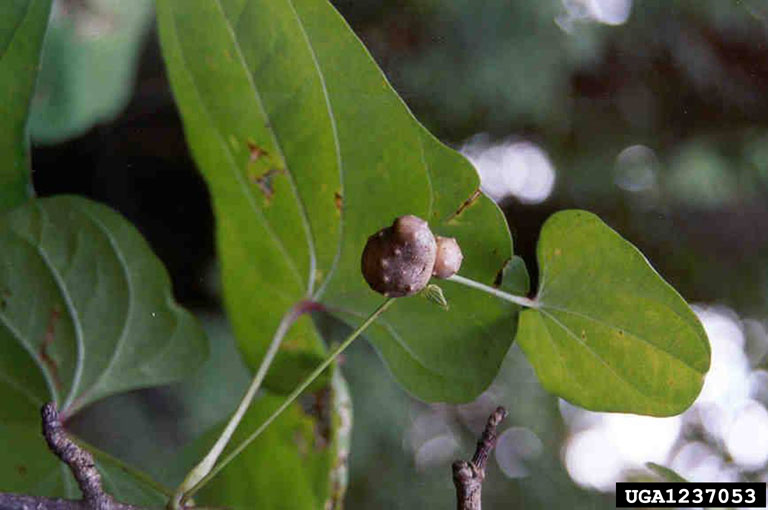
<box><xmin>452</xmin><ymin>406</ymin><xmax>508</xmax><ymax>510</ymax></box>
<box><xmin>0</xmin><ymin>403</ymin><xmax>142</xmax><ymax>510</ymax></box>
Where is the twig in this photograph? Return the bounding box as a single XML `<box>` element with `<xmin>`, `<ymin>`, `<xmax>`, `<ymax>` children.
<box><xmin>0</xmin><ymin>403</ymin><xmax>141</xmax><ymax>510</ymax></box>
<box><xmin>452</xmin><ymin>406</ymin><xmax>508</xmax><ymax>510</ymax></box>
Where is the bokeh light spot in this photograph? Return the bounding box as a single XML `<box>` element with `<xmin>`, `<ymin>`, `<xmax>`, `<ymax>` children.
<box><xmin>462</xmin><ymin>135</ymin><xmax>556</xmax><ymax>204</ymax></box>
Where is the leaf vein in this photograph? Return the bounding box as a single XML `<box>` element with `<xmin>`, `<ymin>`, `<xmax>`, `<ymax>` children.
<box><xmin>30</xmin><ymin>204</ymin><xmax>84</xmax><ymax>409</ymax></box>
<box><xmin>282</xmin><ymin>0</ymin><xmax>345</xmax><ymax>299</ymax></box>
<box><xmin>215</xmin><ymin>0</ymin><xmax>318</xmax><ymax>294</ymax></box>
<box><xmin>539</xmin><ymin>309</ymin><xmax>675</xmax><ymax>405</ymax></box>
<box><xmin>542</xmin><ymin>304</ymin><xmax>701</xmax><ymax>373</ymax></box>
<box><xmin>0</xmin><ymin>308</ymin><xmax>58</xmax><ymax>403</ymax></box>
<box><xmin>68</xmin><ymin>206</ymin><xmax>134</xmax><ymax>411</ymax></box>
<box><xmin>168</xmin><ymin>0</ymin><xmax>306</xmax><ymax>289</ymax></box>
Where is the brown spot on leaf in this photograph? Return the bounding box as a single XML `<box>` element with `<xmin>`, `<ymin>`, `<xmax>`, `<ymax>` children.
<box><xmin>250</xmin><ymin>168</ymin><xmax>284</xmax><ymax>202</ymax></box>
<box><xmin>447</xmin><ymin>188</ymin><xmax>482</xmax><ymax>222</ymax></box>
<box><xmin>554</xmin><ymin>248</ymin><xmax>562</xmax><ymax>256</ymax></box>
<box><xmin>0</xmin><ymin>289</ymin><xmax>9</xmax><ymax>310</ymax></box>
<box><xmin>247</xmin><ymin>141</ymin><xmax>268</xmax><ymax>162</ymax></box>
<box><xmin>16</xmin><ymin>465</ymin><xmax>27</xmax><ymax>477</ymax></box>
<box><xmin>493</xmin><ymin>258</ymin><xmax>512</xmax><ymax>288</ymax></box>
<box><xmin>334</xmin><ymin>191</ymin><xmax>343</xmax><ymax>213</ymax></box>
<box><xmin>39</xmin><ymin>306</ymin><xmax>63</xmax><ymax>392</ymax></box>
<box><xmin>300</xmin><ymin>386</ymin><xmax>332</xmax><ymax>451</ymax></box>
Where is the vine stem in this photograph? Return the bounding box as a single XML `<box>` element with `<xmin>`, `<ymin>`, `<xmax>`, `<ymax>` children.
<box><xmin>178</xmin><ymin>298</ymin><xmax>395</xmax><ymax>507</ymax></box>
<box><xmin>453</xmin><ymin>406</ymin><xmax>507</xmax><ymax>510</ymax></box>
<box><xmin>448</xmin><ymin>274</ymin><xmax>538</xmax><ymax>309</ymax></box>
<box><xmin>171</xmin><ymin>300</ymin><xmax>324</xmax><ymax>509</ymax></box>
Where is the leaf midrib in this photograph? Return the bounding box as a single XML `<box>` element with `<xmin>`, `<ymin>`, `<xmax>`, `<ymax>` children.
<box><xmin>31</xmin><ymin>203</ymin><xmax>85</xmax><ymax>410</ymax></box>
<box><xmin>4</xmin><ymin>213</ymin><xmax>83</xmax><ymax>408</ymax></box>
<box><xmin>67</xmin><ymin>206</ymin><xmax>134</xmax><ymax>413</ymax></box>
<box><xmin>282</xmin><ymin>0</ymin><xmax>346</xmax><ymax>300</ymax></box>
<box><xmin>167</xmin><ymin>1</ymin><xmax>306</xmax><ymax>291</ymax></box>
<box><xmin>215</xmin><ymin>0</ymin><xmax>320</xmax><ymax>296</ymax></box>
<box><xmin>540</xmin><ymin>304</ymin><xmax>704</xmax><ymax>374</ymax></box>
<box><xmin>538</xmin><ymin>308</ymin><xmax>684</xmax><ymax>406</ymax></box>
<box><xmin>221</xmin><ymin>0</ymin><xmax>441</xmax><ymax>302</ymax></box>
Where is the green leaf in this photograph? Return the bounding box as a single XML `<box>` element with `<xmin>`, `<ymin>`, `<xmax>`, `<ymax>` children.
<box><xmin>0</xmin><ymin>421</ymin><xmax>170</xmax><ymax>504</ymax></box>
<box><xmin>157</xmin><ymin>0</ymin><xmax>520</xmax><ymax>402</ymax></box>
<box><xmin>0</xmin><ymin>195</ymin><xmax>209</xmax><ymax>415</ymax></box>
<box><xmin>646</xmin><ymin>462</ymin><xmax>689</xmax><ymax>482</ymax></box>
<box><xmin>0</xmin><ymin>195</ymin><xmax>208</xmax><ymax>499</ymax></box>
<box><xmin>0</xmin><ymin>0</ymin><xmax>52</xmax><ymax>213</ymax></box>
<box><xmin>169</xmin><ymin>368</ymin><xmax>351</xmax><ymax>510</ymax></box>
<box><xmin>29</xmin><ymin>0</ymin><xmax>154</xmax><ymax>144</ymax></box>
<box><xmin>516</xmin><ymin>210</ymin><xmax>710</xmax><ymax>416</ymax></box>
<box><xmin>498</xmin><ymin>255</ymin><xmax>530</xmax><ymax>296</ymax></box>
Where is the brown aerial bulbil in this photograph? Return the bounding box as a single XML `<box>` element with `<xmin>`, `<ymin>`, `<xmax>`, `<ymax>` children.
<box><xmin>433</xmin><ymin>236</ymin><xmax>463</xmax><ymax>279</ymax></box>
<box><xmin>361</xmin><ymin>215</ymin><xmax>437</xmax><ymax>297</ymax></box>
<box><xmin>361</xmin><ymin>215</ymin><xmax>464</xmax><ymax>297</ymax></box>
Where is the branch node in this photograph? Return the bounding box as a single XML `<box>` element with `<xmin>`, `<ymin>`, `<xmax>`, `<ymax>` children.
<box><xmin>452</xmin><ymin>406</ymin><xmax>507</xmax><ymax>510</ymax></box>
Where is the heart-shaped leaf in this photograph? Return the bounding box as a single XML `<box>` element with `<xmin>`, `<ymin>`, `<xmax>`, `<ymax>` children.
<box><xmin>0</xmin><ymin>0</ymin><xmax>51</xmax><ymax>213</ymax></box>
<box><xmin>157</xmin><ymin>0</ymin><xmax>523</xmax><ymax>403</ymax></box>
<box><xmin>0</xmin><ymin>195</ymin><xmax>209</xmax><ymax>498</ymax></box>
<box><xmin>516</xmin><ymin>211</ymin><xmax>710</xmax><ymax>416</ymax></box>
<box><xmin>0</xmin><ymin>196</ymin><xmax>209</xmax><ymax>416</ymax></box>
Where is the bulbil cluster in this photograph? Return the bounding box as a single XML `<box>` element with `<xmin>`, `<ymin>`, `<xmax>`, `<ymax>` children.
<box><xmin>361</xmin><ymin>215</ymin><xmax>463</xmax><ymax>297</ymax></box>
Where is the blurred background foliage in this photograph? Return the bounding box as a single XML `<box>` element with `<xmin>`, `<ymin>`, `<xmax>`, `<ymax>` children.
<box><xmin>31</xmin><ymin>0</ymin><xmax>768</xmax><ymax>508</ymax></box>
<box><xmin>29</xmin><ymin>0</ymin><xmax>153</xmax><ymax>143</ymax></box>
